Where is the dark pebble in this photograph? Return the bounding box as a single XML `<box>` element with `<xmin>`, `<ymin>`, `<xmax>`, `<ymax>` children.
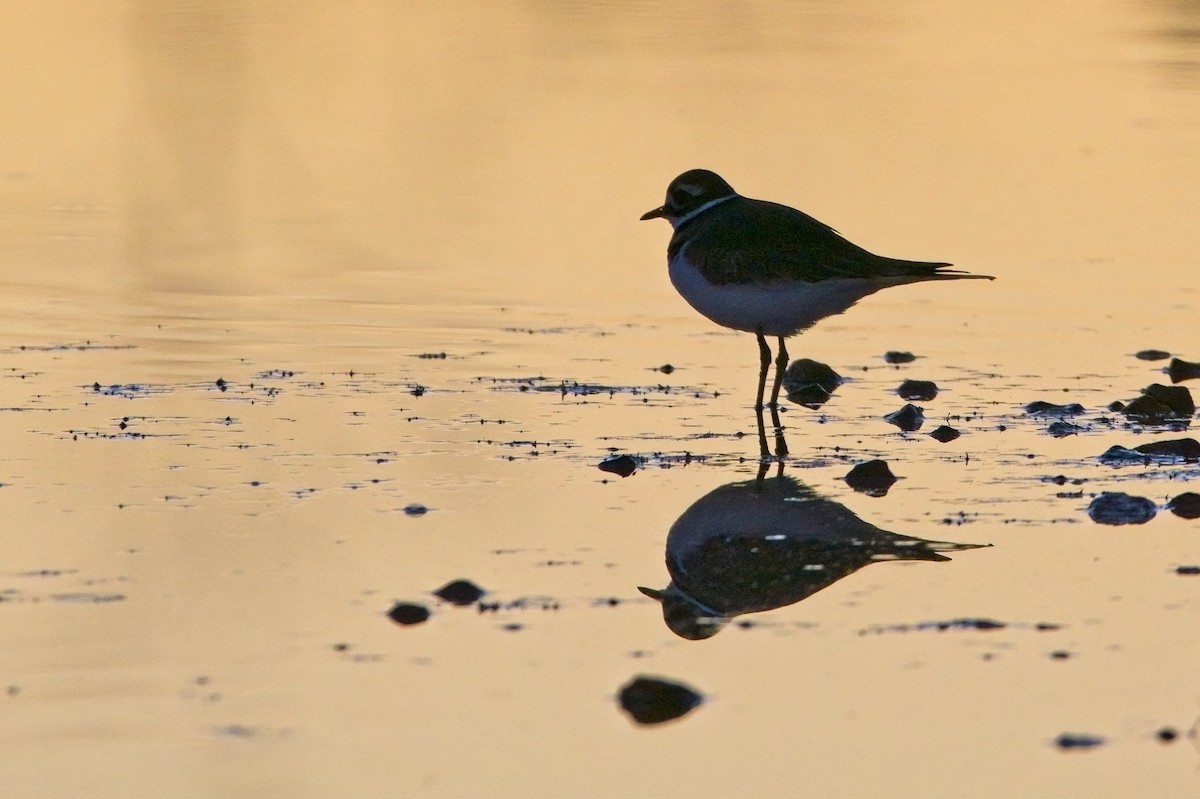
<box><xmin>1167</xmin><ymin>492</ymin><xmax>1200</xmax><ymax>519</ymax></box>
<box><xmin>929</xmin><ymin>424</ymin><xmax>961</xmax><ymax>443</ymax></box>
<box><xmin>403</xmin><ymin>503</ymin><xmax>428</xmax><ymax>516</ymax></box>
<box><xmin>598</xmin><ymin>454</ymin><xmax>639</xmax><ymax>478</ymax></box>
<box><xmin>1135</xmin><ymin>349</ymin><xmax>1171</xmax><ymax>361</ymax></box>
<box><xmin>1121</xmin><ymin>394</ymin><xmax>1173</xmax><ymax>423</ymax></box>
<box><xmin>618</xmin><ymin>675</ymin><xmax>703</xmax><ymax>725</ymax></box>
<box><xmin>1024</xmin><ymin>401</ymin><xmax>1085</xmax><ymax>416</ymax></box>
<box><xmin>1156</xmin><ymin>727</ymin><xmax>1179</xmax><ymax>743</ymax></box>
<box><xmin>657</xmin><ymin>364</ymin><xmax>675</xmax><ymax>375</ymax></box>
<box><xmin>782</xmin><ymin>359</ymin><xmax>842</xmax><ymax>408</ymax></box>
<box><xmin>883</xmin><ymin>404</ymin><xmax>924</xmax><ymax>432</ymax></box>
<box><xmin>896</xmin><ymin>379</ymin><xmax>938</xmax><ymax>401</ymax></box>
<box><xmin>1107</xmin><ymin>400</ymin><xmax>1126</xmax><ymax>412</ymax></box>
<box><xmin>1167</xmin><ymin>357</ymin><xmax>1200</xmax><ymax>384</ymax></box>
<box><xmin>1176</xmin><ymin>566</ymin><xmax>1200</xmax><ymax>575</ymax></box>
<box><xmin>1141</xmin><ymin>384</ymin><xmax>1195</xmax><ymax>417</ymax></box>
<box><xmin>1087</xmin><ymin>492</ymin><xmax>1157</xmax><ymax>526</ymax></box>
<box><xmin>1134</xmin><ymin>438</ymin><xmax>1200</xmax><ymax>461</ymax></box>
<box><xmin>1054</xmin><ymin>733</ymin><xmax>1105</xmax><ymax>750</ymax></box>
<box><xmin>1047</xmin><ymin>421</ymin><xmax>1084</xmax><ymax>437</ymax></box>
<box><xmin>387</xmin><ymin>602</ymin><xmax>430</xmax><ymax>626</ymax></box>
<box><xmin>883</xmin><ymin>351</ymin><xmax>916</xmax><ymax>364</ymax></box>
<box><xmin>844</xmin><ymin>459</ymin><xmax>898</xmax><ymax>497</ymax></box>
<box><xmin>433</xmin><ymin>579</ymin><xmax>486</xmax><ymax>606</ymax></box>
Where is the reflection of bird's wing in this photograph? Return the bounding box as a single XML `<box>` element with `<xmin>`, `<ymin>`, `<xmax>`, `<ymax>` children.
<box><xmin>678</xmin><ymin>198</ymin><xmax>959</xmax><ymax>285</ymax></box>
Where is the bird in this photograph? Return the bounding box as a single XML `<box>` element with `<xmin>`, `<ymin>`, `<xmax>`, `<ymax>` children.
<box><xmin>641</xmin><ymin>168</ymin><xmax>994</xmax><ymax>412</ymax></box>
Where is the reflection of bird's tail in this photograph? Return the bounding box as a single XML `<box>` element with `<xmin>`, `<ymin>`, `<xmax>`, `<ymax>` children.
<box><xmin>872</xmin><ymin>539</ymin><xmax>991</xmax><ymax>564</ymax></box>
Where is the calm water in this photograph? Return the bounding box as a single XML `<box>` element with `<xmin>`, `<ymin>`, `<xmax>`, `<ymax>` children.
<box><xmin>2</xmin><ymin>2</ymin><xmax>1199</xmax><ymax>797</ymax></box>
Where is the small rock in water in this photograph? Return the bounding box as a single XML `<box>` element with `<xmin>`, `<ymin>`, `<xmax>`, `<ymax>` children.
<box><xmin>1134</xmin><ymin>438</ymin><xmax>1200</xmax><ymax>462</ymax></box>
<box><xmin>1054</xmin><ymin>733</ymin><xmax>1106</xmax><ymax>750</ymax></box>
<box><xmin>1121</xmin><ymin>394</ymin><xmax>1173</xmax><ymax>423</ymax></box>
<box><xmin>883</xmin><ymin>350</ymin><xmax>916</xmax><ymax>365</ymax></box>
<box><xmin>1087</xmin><ymin>492</ymin><xmax>1157</xmax><ymax>526</ymax></box>
<box><xmin>387</xmin><ymin>602</ymin><xmax>431</xmax><ymax>626</ymax></box>
<box><xmin>1135</xmin><ymin>349</ymin><xmax>1171</xmax><ymax>361</ymax></box>
<box><xmin>883</xmin><ymin>404</ymin><xmax>925</xmax><ymax>432</ymax></box>
<box><xmin>618</xmin><ymin>675</ymin><xmax>703</xmax><ymax>725</ymax></box>
<box><xmin>1156</xmin><ymin>727</ymin><xmax>1179</xmax><ymax>743</ymax></box>
<box><xmin>929</xmin><ymin>424</ymin><xmax>961</xmax><ymax>443</ymax></box>
<box><xmin>1047</xmin><ymin>421</ymin><xmax>1085</xmax><ymax>438</ymax></box>
<box><xmin>896</xmin><ymin>379</ymin><xmax>938</xmax><ymax>401</ymax></box>
<box><xmin>782</xmin><ymin>358</ymin><xmax>842</xmax><ymax>408</ymax></box>
<box><xmin>656</xmin><ymin>364</ymin><xmax>675</xmax><ymax>375</ymax></box>
<box><xmin>432</xmin><ymin>579</ymin><xmax>486</xmax><ymax>606</ymax></box>
<box><xmin>1167</xmin><ymin>492</ymin><xmax>1200</xmax><ymax>519</ymax></box>
<box><xmin>598</xmin><ymin>454</ymin><xmax>638</xmax><ymax>478</ymax></box>
<box><xmin>1024</xmin><ymin>401</ymin><xmax>1085</xmax><ymax>416</ymax></box>
<box><xmin>844</xmin><ymin>460</ymin><xmax>898</xmax><ymax>497</ymax></box>
<box><xmin>1176</xmin><ymin>566</ymin><xmax>1200</xmax><ymax>575</ymax></box>
<box><xmin>1142</xmin><ymin>384</ymin><xmax>1195</xmax><ymax>417</ymax></box>
<box><xmin>1167</xmin><ymin>357</ymin><xmax>1200</xmax><ymax>384</ymax></box>
<box><xmin>403</xmin><ymin>503</ymin><xmax>429</xmax><ymax>516</ymax></box>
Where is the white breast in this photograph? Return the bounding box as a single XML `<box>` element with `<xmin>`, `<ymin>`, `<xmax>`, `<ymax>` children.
<box><xmin>668</xmin><ymin>246</ymin><xmax>895</xmax><ymax>337</ymax></box>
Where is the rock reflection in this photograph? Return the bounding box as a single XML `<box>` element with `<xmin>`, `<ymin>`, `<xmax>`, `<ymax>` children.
<box><xmin>640</xmin><ymin>466</ymin><xmax>987</xmax><ymax>639</ymax></box>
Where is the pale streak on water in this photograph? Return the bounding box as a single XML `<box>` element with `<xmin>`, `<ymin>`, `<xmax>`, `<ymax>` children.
<box><xmin>1</xmin><ymin>2</ymin><xmax>1199</xmax><ymax>797</ymax></box>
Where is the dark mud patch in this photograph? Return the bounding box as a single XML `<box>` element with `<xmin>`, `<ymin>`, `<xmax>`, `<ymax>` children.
<box><xmin>475</xmin><ymin>375</ymin><xmax>718</xmax><ymax>402</ymax></box>
<box><xmin>859</xmin><ymin>618</ymin><xmax>1061</xmax><ymax>635</ymax></box>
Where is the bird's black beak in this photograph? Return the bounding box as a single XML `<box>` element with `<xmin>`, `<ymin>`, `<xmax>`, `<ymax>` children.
<box><xmin>640</xmin><ymin>206</ymin><xmax>667</xmax><ymax>221</ymax></box>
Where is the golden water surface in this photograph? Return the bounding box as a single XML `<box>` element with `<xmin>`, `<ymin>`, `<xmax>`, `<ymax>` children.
<box><xmin>1</xmin><ymin>2</ymin><xmax>1198</xmax><ymax>797</ymax></box>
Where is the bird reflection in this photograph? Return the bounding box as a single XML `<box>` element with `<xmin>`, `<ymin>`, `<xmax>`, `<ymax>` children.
<box><xmin>640</xmin><ymin>465</ymin><xmax>987</xmax><ymax>639</ymax></box>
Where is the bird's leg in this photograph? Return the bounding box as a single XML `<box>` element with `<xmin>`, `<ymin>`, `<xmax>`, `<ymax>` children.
<box><xmin>768</xmin><ymin>336</ymin><xmax>789</xmax><ymax>457</ymax></box>
<box><xmin>755</xmin><ymin>403</ymin><xmax>770</xmax><ymax>460</ymax></box>
<box><xmin>755</xmin><ymin>330</ymin><xmax>771</xmax><ymax>412</ymax></box>
<box><xmin>769</xmin><ymin>336</ymin><xmax>789</xmax><ymax>408</ymax></box>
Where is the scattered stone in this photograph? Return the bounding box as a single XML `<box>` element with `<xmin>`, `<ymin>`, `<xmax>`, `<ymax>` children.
<box><xmin>929</xmin><ymin>424</ymin><xmax>961</xmax><ymax>443</ymax></box>
<box><xmin>782</xmin><ymin>359</ymin><xmax>842</xmax><ymax>408</ymax></box>
<box><xmin>617</xmin><ymin>675</ymin><xmax>703</xmax><ymax>725</ymax></box>
<box><xmin>1156</xmin><ymin>727</ymin><xmax>1179</xmax><ymax>743</ymax></box>
<box><xmin>1167</xmin><ymin>492</ymin><xmax>1200</xmax><ymax>519</ymax></box>
<box><xmin>387</xmin><ymin>602</ymin><xmax>430</xmax><ymax>626</ymax></box>
<box><xmin>883</xmin><ymin>404</ymin><xmax>924</xmax><ymax>432</ymax></box>
<box><xmin>433</xmin><ymin>579</ymin><xmax>486</xmax><ymax>606</ymax></box>
<box><xmin>403</xmin><ymin>503</ymin><xmax>429</xmax><ymax>516</ymax></box>
<box><xmin>1122</xmin><ymin>394</ymin><xmax>1173</xmax><ymax>423</ymax></box>
<box><xmin>1135</xmin><ymin>349</ymin><xmax>1171</xmax><ymax>361</ymax></box>
<box><xmin>896</xmin><ymin>379</ymin><xmax>938</xmax><ymax>401</ymax></box>
<box><xmin>883</xmin><ymin>351</ymin><xmax>916</xmax><ymax>364</ymax></box>
<box><xmin>1055</xmin><ymin>733</ymin><xmax>1105</xmax><ymax>750</ymax></box>
<box><xmin>1133</xmin><ymin>438</ymin><xmax>1200</xmax><ymax>461</ymax></box>
<box><xmin>844</xmin><ymin>459</ymin><xmax>898</xmax><ymax>497</ymax></box>
<box><xmin>656</xmin><ymin>364</ymin><xmax>675</xmax><ymax>375</ymax></box>
<box><xmin>1087</xmin><ymin>492</ymin><xmax>1157</xmax><ymax>526</ymax></box>
<box><xmin>1107</xmin><ymin>400</ymin><xmax>1126</xmax><ymax>412</ymax></box>
<box><xmin>1024</xmin><ymin>401</ymin><xmax>1085</xmax><ymax>416</ymax></box>
<box><xmin>1047</xmin><ymin>421</ymin><xmax>1085</xmax><ymax>437</ymax></box>
<box><xmin>1167</xmin><ymin>357</ymin><xmax>1200</xmax><ymax>384</ymax></box>
<box><xmin>598</xmin><ymin>454</ymin><xmax>638</xmax><ymax>478</ymax></box>
<box><xmin>1140</xmin><ymin>384</ymin><xmax>1195</xmax><ymax>417</ymax></box>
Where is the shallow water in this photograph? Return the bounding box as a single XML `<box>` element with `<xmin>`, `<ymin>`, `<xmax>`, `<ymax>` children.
<box><xmin>2</xmin><ymin>2</ymin><xmax>1199</xmax><ymax>797</ymax></box>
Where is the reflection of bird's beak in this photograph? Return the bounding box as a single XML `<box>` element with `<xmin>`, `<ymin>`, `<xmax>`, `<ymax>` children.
<box><xmin>637</xmin><ymin>586</ymin><xmax>665</xmax><ymax>600</ymax></box>
<box><xmin>639</xmin><ymin>206</ymin><xmax>666</xmax><ymax>221</ymax></box>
